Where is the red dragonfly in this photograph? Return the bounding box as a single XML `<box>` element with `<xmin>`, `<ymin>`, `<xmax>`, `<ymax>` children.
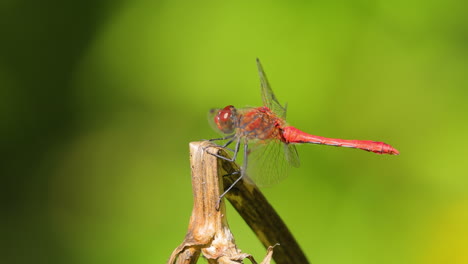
<box><xmin>209</xmin><ymin>59</ymin><xmax>399</xmax><ymax>200</ymax></box>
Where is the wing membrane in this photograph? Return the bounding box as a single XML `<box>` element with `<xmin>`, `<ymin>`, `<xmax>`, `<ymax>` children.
<box><xmin>284</xmin><ymin>143</ymin><xmax>300</xmax><ymax>168</ymax></box>
<box><xmin>256</xmin><ymin>58</ymin><xmax>287</xmax><ymax>118</ymax></box>
<box><xmin>246</xmin><ymin>139</ymin><xmax>300</xmax><ymax>187</ymax></box>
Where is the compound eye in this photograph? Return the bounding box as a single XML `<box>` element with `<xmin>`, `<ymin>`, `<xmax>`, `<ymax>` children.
<box><xmin>218</xmin><ymin>109</ymin><xmax>231</xmax><ymax>122</ymax></box>
<box><xmin>214</xmin><ymin>105</ymin><xmax>236</xmax><ymax>134</ymax></box>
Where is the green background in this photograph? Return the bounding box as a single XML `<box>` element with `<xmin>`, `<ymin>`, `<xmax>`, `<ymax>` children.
<box><xmin>2</xmin><ymin>1</ymin><xmax>467</xmax><ymax>263</ymax></box>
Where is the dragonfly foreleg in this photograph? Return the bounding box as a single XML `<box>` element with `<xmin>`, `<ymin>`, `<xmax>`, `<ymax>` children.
<box><xmin>207</xmin><ymin>137</ymin><xmax>241</xmax><ymax>163</ymax></box>
<box><xmin>206</xmin><ymin>134</ymin><xmax>236</xmax><ymax>152</ymax></box>
<box><xmin>207</xmin><ymin>134</ymin><xmax>235</xmax><ymax>142</ymax></box>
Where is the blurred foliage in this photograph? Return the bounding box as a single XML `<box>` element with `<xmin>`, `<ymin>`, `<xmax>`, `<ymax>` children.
<box><xmin>1</xmin><ymin>0</ymin><xmax>467</xmax><ymax>263</ymax></box>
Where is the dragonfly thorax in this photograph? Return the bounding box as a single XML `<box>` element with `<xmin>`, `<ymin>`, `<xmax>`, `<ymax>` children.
<box><xmin>237</xmin><ymin>107</ymin><xmax>284</xmax><ymax>141</ymax></box>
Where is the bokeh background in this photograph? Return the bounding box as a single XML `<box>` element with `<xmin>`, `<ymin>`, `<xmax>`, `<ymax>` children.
<box><xmin>1</xmin><ymin>1</ymin><xmax>467</xmax><ymax>263</ymax></box>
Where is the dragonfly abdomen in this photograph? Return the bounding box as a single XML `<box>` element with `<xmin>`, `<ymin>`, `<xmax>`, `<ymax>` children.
<box><xmin>282</xmin><ymin>126</ymin><xmax>399</xmax><ymax>155</ymax></box>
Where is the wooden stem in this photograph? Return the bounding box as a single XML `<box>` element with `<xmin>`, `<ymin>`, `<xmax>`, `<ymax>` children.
<box><xmin>168</xmin><ymin>141</ymin><xmax>308</xmax><ymax>264</ymax></box>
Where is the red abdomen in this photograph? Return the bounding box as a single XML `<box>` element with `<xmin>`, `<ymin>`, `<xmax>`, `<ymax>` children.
<box><xmin>282</xmin><ymin>126</ymin><xmax>399</xmax><ymax>155</ymax></box>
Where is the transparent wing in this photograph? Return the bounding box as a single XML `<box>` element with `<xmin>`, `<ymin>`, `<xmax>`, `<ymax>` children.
<box><xmin>245</xmin><ymin>139</ymin><xmax>300</xmax><ymax>187</ymax></box>
<box><xmin>256</xmin><ymin>58</ymin><xmax>288</xmax><ymax>119</ymax></box>
<box><xmin>207</xmin><ymin>108</ymin><xmax>224</xmax><ymax>135</ymax></box>
<box><xmin>284</xmin><ymin>143</ymin><xmax>300</xmax><ymax>168</ymax></box>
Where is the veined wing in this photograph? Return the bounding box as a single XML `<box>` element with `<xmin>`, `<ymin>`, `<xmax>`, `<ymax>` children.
<box><xmin>256</xmin><ymin>58</ymin><xmax>287</xmax><ymax>119</ymax></box>
<box><xmin>246</xmin><ymin>139</ymin><xmax>300</xmax><ymax>187</ymax></box>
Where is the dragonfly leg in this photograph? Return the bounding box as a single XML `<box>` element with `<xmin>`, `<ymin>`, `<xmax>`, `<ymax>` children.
<box><xmin>207</xmin><ymin>137</ymin><xmax>241</xmax><ymax>162</ymax></box>
<box><xmin>207</xmin><ymin>134</ymin><xmax>235</xmax><ymax>141</ymax></box>
<box><xmin>205</xmin><ymin>134</ymin><xmax>236</xmax><ymax>152</ymax></box>
<box><xmin>220</xmin><ymin>136</ymin><xmax>237</xmax><ymax>152</ymax></box>
<box><xmin>216</xmin><ymin>140</ymin><xmax>248</xmax><ymax>210</ymax></box>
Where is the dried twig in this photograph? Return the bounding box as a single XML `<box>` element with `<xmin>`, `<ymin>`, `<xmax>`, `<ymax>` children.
<box><xmin>168</xmin><ymin>141</ymin><xmax>309</xmax><ymax>263</ymax></box>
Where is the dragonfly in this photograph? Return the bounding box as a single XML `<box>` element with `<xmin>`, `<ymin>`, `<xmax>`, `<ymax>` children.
<box><xmin>209</xmin><ymin>58</ymin><xmax>399</xmax><ymax>202</ymax></box>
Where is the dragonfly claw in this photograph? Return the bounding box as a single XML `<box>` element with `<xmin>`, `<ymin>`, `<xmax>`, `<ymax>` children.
<box><xmin>215</xmin><ymin>198</ymin><xmax>222</xmax><ymax>211</ymax></box>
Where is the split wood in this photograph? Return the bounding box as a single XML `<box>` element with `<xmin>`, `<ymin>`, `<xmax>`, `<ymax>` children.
<box><xmin>167</xmin><ymin>141</ymin><xmax>309</xmax><ymax>264</ymax></box>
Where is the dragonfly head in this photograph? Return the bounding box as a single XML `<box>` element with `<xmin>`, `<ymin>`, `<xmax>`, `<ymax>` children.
<box><xmin>213</xmin><ymin>105</ymin><xmax>237</xmax><ymax>134</ymax></box>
